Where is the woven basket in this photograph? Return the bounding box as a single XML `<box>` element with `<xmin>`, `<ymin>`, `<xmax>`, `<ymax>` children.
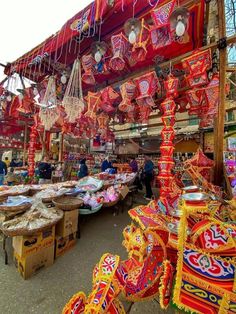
<box><xmin>53</xmin><ymin>196</ymin><xmax>83</xmax><ymax>211</ymax></box>
<box><xmin>42</xmin><ymin>195</ymin><xmax>62</xmax><ymax>204</ymax></box>
<box><xmin>7</xmin><ymin>188</ymin><xmax>30</xmax><ymax>197</ymax></box>
<box><xmin>0</xmin><ymin>202</ymin><xmax>32</xmax><ymax>213</ymax></box>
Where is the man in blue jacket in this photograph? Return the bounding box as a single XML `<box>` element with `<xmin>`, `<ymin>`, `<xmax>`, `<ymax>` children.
<box><xmin>0</xmin><ymin>159</ymin><xmax>7</xmax><ymax>185</ymax></box>
<box><xmin>101</xmin><ymin>156</ymin><xmax>112</xmax><ymax>172</ymax></box>
<box><xmin>143</xmin><ymin>155</ymin><xmax>154</xmax><ymax>200</ymax></box>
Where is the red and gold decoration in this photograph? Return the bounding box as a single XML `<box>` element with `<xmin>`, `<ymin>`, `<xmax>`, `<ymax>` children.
<box><xmin>118</xmin><ymin>80</ymin><xmax>136</xmax><ymax>114</ymax></box>
<box><xmin>158</xmin><ymin>75</ymin><xmax>178</xmax><ymax>199</ymax></box>
<box><xmin>28</xmin><ymin>126</ymin><xmax>38</xmax><ymax>177</ymax></box>
<box><xmin>84</xmin><ymin>91</ymin><xmax>101</xmax><ymax>122</ymax></box>
<box><xmin>130</xmin><ymin>19</ymin><xmax>150</xmax><ymax>63</ymax></box>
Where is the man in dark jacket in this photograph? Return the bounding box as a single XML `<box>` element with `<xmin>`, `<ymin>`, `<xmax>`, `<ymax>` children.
<box><xmin>38</xmin><ymin>156</ymin><xmax>53</xmax><ymax>184</ymax></box>
<box><xmin>101</xmin><ymin>156</ymin><xmax>112</xmax><ymax>172</ymax></box>
<box><xmin>0</xmin><ymin>159</ymin><xmax>7</xmax><ymax>185</ymax></box>
<box><xmin>143</xmin><ymin>155</ymin><xmax>154</xmax><ymax>200</ymax></box>
<box><xmin>78</xmin><ymin>158</ymin><xmax>88</xmax><ymax>179</ymax></box>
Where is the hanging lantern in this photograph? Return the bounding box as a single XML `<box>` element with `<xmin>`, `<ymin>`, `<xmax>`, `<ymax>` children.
<box><xmin>124</xmin><ymin>18</ymin><xmax>142</xmax><ymax>44</ymax></box>
<box><xmin>150</xmin><ymin>0</ymin><xmax>175</xmax><ymax>49</ymax></box>
<box><xmin>182</xmin><ymin>49</ymin><xmax>212</xmax><ymax>88</ymax></box>
<box><xmin>164</xmin><ymin>75</ymin><xmax>179</xmax><ymax>98</ymax></box>
<box><xmin>161</xmin><ymin>127</ymin><xmax>175</xmax><ymax>142</ymax></box>
<box><xmin>170</xmin><ymin>6</ymin><xmax>190</xmax><ymax>38</ymax></box>
<box><xmin>118</xmin><ymin>81</ymin><xmax>136</xmax><ymax>113</ymax></box>
<box><xmin>130</xmin><ymin>19</ymin><xmax>150</xmax><ymax>62</ymax></box>
<box><xmin>138</xmin><ymin>105</ymin><xmax>152</xmax><ymax>122</ymax></box>
<box><xmin>109</xmin><ymin>33</ymin><xmax>129</xmax><ymax>71</ymax></box>
<box><xmin>161</xmin><ymin>115</ymin><xmax>175</xmax><ymax>127</ymax></box>
<box><xmin>161</xmin><ymin>98</ymin><xmax>176</xmax><ymax>115</ymax></box>
<box><xmin>100</xmin><ymin>86</ymin><xmax>120</xmax><ymax>114</ymax></box>
<box><xmin>186</xmin><ymin>89</ymin><xmax>203</xmax><ymax>116</ymax></box>
<box><xmin>91</xmin><ymin>41</ymin><xmax>108</xmax><ymax>64</ymax></box>
<box><xmin>81</xmin><ymin>54</ymin><xmax>96</xmax><ymax>85</ymax></box>
<box><xmin>62</xmin><ymin>59</ymin><xmax>85</xmax><ymax>123</ymax></box>
<box><xmin>84</xmin><ymin>91</ymin><xmax>101</xmax><ymax>121</ymax></box>
<box><xmin>97</xmin><ymin>112</ymin><xmax>109</xmax><ymax>130</ymax></box>
<box><xmin>134</xmin><ymin>71</ymin><xmax>159</xmax><ymax>107</ymax></box>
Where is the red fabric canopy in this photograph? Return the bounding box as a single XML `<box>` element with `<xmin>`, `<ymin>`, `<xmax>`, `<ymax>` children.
<box><xmin>7</xmin><ymin>0</ymin><xmax>205</xmax><ymax>85</ymax></box>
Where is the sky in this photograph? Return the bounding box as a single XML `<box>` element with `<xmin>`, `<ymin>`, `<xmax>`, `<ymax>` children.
<box><xmin>0</xmin><ymin>0</ymin><xmax>92</xmax><ymax>81</ymax></box>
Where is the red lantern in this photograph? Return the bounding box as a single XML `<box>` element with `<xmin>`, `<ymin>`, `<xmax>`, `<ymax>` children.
<box><xmin>161</xmin><ymin>98</ymin><xmax>176</xmax><ymax>115</ymax></box>
<box><xmin>84</xmin><ymin>91</ymin><xmax>101</xmax><ymax>120</ymax></box>
<box><xmin>164</xmin><ymin>75</ymin><xmax>179</xmax><ymax>98</ymax></box>
<box><xmin>161</xmin><ymin>115</ymin><xmax>175</xmax><ymax>127</ymax></box>
<box><xmin>182</xmin><ymin>49</ymin><xmax>211</xmax><ymax>88</ymax></box>
<box><xmin>161</xmin><ymin>127</ymin><xmax>175</xmax><ymax>142</ymax></box>
<box><xmin>82</xmin><ymin>54</ymin><xmax>95</xmax><ymax>85</ymax></box>
<box><xmin>150</xmin><ymin>0</ymin><xmax>175</xmax><ymax>50</ymax></box>
<box><xmin>109</xmin><ymin>33</ymin><xmax>129</xmax><ymax>71</ymax></box>
<box><xmin>160</xmin><ymin>144</ymin><xmax>175</xmax><ymax>158</ymax></box>
<box><xmin>118</xmin><ymin>81</ymin><xmax>136</xmax><ymax>113</ymax></box>
<box><xmin>100</xmin><ymin>86</ymin><xmax>120</xmax><ymax>114</ymax></box>
<box><xmin>97</xmin><ymin>112</ymin><xmax>109</xmax><ymax>130</ymax></box>
<box><xmin>28</xmin><ymin>126</ymin><xmax>38</xmax><ymax>177</ymax></box>
<box><xmin>134</xmin><ymin>71</ymin><xmax>159</xmax><ymax>107</ymax></box>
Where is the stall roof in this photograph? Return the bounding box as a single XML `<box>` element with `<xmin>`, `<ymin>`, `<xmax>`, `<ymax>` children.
<box><xmin>6</xmin><ymin>0</ymin><xmax>205</xmax><ymax>86</ymax></box>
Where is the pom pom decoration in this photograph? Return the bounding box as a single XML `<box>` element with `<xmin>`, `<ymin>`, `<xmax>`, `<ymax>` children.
<box><xmin>62</xmin><ymin>58</ymin><xmax>85</xmax><ymax>123</ymax></box>
<box><xmin>109</xmin><ymin>33</ymin><xmax>129</xmax><ymax>71</ymax></box>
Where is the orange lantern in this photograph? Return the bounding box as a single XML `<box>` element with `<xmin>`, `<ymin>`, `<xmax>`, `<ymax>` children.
<box><xmin>131</xmin><ymin>19</ymin><xmax>150</xmax><ymax>62</ymax></box>
<box><xmin>82</xmin><ymin>54</ymin><xmax>95</xmax><ymax>85</ymax></box>
<box><xmin>84</xmin><ymin>91</ymin><xmax>101</xmax><ymax>121</ymax></box>
<box><xmin>109</xmin><ymin>33</ymin><xmax>129</xmax><ymax>71</ymax></box>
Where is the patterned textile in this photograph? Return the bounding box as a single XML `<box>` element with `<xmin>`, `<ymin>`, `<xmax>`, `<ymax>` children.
<box><xmin>84</xmin><ymin>91</ymin><xmax>101</xmax><ymax>121</ymax></box>
<box><xmin>81</xmin><ymin>54</ymin><xmax>95</xmax><ymax>85</ymax></box>
<box><xmin>131</xmin><ymin>19</ymin><xmax>150</xmax><ymax>62</ymax></box>
<box><xmin>118</xmin><ymin>81</ymin><xmax>136</xmax><ymax>113</ymax></box>
<box><xmin>100</xmin><ymin>86</ymin><xmax>120</xmax><ymax>114</ymax></box>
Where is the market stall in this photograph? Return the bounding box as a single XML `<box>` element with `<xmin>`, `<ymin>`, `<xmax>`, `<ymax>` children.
<box><xmin>0</xmin><ymin>0</ymin><xmax>235</xmax><ymax>313</ymax></box>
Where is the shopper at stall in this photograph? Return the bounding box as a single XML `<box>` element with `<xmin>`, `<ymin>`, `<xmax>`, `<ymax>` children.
<box><xmin>4</xmin><ymin>168</ymin><xmax>19</xmax><ymax>186</ymax></box>
<box><xmin>78</xmin><ymin>158</ymin><xmax>88</xmax><ymax>179</ymax></box>
<box><xmin>101</xmin><ymin>156</ymin><xmax>112</xmax><ymax>172</ymax></box>
<box><xmin>143</xmin><ymin>155</ymin><xmax>154</xmax><ymax>200</ymax></box>
<box><xmin>0</xmin><ymin>158</ymin><xmax>7</xmax><ymax>185</ymax></box>
<box><xmin>4</xmin><ymin>157</ymin><xmax>10</xmax><ymax>167</ymax></box>
<box><xmin>38</xmin><ymin>156</ymin><xmax>53</xmax><ymax>184</ymax></box>
<box><xmin>129</xmin><ymin>157</ymin><xmax>138</xmax><ymax>173</ymax></box>
<box><xmin>10</xmin><ymin>159</ymin><xmax>17</xmax><ymax>167</ymax></box>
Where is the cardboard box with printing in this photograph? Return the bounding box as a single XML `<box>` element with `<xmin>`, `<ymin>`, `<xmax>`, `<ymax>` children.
<box><xmin>56</xmin><ymin>209</ymin><xmax>78</xmax><ymax>237</ymax></box>
<box><xmin>12</xmin><ymin>226</ymin><xmax>55</xmax><ymax>258</ymax></box>
<box><xmin>55</xmin><ymin>232</ymin><xmax>77</xmax><ymax>258</ymax></box>
<box><xmin>14</xmin><ymin>244</ymin><xmax>54</xmax><ymax>279</ymax></box>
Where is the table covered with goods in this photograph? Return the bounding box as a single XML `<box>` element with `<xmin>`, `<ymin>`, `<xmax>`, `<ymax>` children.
<box><xmin>0</xmin><ymin>173</ymin><xmax>135</xmax><ymax>278</ymax></box>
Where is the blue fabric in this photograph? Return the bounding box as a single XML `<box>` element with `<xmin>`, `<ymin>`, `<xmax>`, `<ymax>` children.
<box><xmin>101</xmin><ymin>160</ymin><xmax>112</xmax><ymax>172</ymax></box>
<box><xmin>0</xmin><ymin>174</ymin><xmax>4</xmax><ymax>186</ymax></box>
<box><xmin>0</xmin><ymin>161</ymin><xmax>7</xmax><ymax>176</ymax></box>
<box><xmin>144</xmin><ymin>160</ymin><xmax>154</xmax><ymax>175</ymax></box>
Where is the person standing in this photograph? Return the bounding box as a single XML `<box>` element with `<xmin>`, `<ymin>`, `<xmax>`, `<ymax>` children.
<box><xmin>38</xmin><ymin>156</ymin><xmax>53</xmax><ymax>184</ymax></box>
<box><xmin>101</xmin><ymin>156</ymin><xmax>112</xmax><ymax>172</ymax></box>
<box><xmin>78</xmin><ymin>158</ymin><xmax>88</xmax><ymax>179</ymax></box>
<box><xmin>129</xmin><ymin>157</ymin><xmax>138</xmax><ymax>173</ymax></box>
<box><xmin>143</xmin><ymin>155</ymin><xmax>154</xmax><ymax>200</ymax></box>
<box><xmin>0</xmin><ymin>159</ymin><xmax>7</xmax><ymax>185</ymax></box>
<box><xmin>4</xmin><ymin>157</ymin><xmax>10</xmax><ymax>167</ymax></box>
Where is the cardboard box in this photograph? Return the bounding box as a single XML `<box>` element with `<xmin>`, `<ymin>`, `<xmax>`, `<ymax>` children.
<box><xmin>55</xmin><ymin>232</ymin><xmax>77</xmax><ymax>258</ymax></box>
<box><xmin>12</xmin><ymin>226</ymin><xmax>55</xmax><ymax>258</ymax></box>
<box><xmin>14</xmin><ymin>244</ymin><xmax>54</xmax><ymax>279</ymax></box>
<box><xmin>56</xmin><ymin>209</ymin><xmax>79</xmax><ymax>237</ymax></box>
<box><xmin>120</xmin><ymin>185</ymin><xmax>130</xmax><ymax>200</ymax></box>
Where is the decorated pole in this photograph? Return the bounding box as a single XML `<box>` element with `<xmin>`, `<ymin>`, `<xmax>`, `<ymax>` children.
<box><xmin>214</xmin><ymin>0</ymin><xmax>226</xmax><ymax>184</ymax></box>
<box><xmin>22</xmin><ymin>122</ymin><xmax>27</xmax><ymax>166</ymax></box>
<box><xmin>28</xmin><ymin>126</ymin><xmax>37</xmax><ymax>177</ymax></box>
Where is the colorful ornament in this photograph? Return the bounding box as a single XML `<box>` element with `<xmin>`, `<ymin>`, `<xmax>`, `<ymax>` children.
<box><xmin>81</xmin><ymin>54</ymin><xmax>96</xmax><ymax>85</ymax></box>
<box><xmin>109</xmin><ymin>33</ymin><xmax>129</xmax><ymax>71</ymax></box>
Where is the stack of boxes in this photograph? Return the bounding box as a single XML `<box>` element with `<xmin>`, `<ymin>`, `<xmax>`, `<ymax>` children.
<box><xmin>55</xmin><ymin>208</ymin><xmax>79</xmax><ymax>258</ymax></box>
<box><xmin>12</xmin><ymin>208</ymin><xmax>80</xmax><ymax>279</ymax></box>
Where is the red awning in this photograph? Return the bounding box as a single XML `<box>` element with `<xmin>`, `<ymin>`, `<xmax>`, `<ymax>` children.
<box><xmin>6</xmin><ymin>0</ymin><xmax>205</xmax><ymax>85</ymax></box>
